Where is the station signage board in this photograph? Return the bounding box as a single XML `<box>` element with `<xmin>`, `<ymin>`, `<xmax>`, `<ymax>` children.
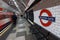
<box><xmin>34</xmin><ymin>5</ymin><xmax>60</xmax><ymax>38</ymax></box>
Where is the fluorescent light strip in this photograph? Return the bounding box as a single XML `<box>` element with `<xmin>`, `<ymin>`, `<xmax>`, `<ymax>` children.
<box><xmin>25</xmin><ymin>0</ymin><xmax>35</xmax><ymax>10</ymax></box>
<box><xmin>28</xmin><ymin>19</ymin><xmax>34</xmax><ymax>25</ymax></box>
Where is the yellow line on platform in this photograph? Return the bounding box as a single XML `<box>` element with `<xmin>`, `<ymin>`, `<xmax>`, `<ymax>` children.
<box><xmin>0</xmin><ymin>23</ymin><xmax>12</xmax><ymax>36</ymax></box>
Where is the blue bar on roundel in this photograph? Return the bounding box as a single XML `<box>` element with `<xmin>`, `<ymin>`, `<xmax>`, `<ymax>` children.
<box><xmin>39</xmin><ymin>16</ymin><xmax>55</xmax><ymax>22</ymax></box>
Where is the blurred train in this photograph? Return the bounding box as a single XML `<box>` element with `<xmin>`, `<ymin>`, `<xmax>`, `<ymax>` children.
<box><xmin>24</xmin><ymin>0</ymin><xmax>60</xmax><ymax>40</ymax></box>
<box><xmin>0</xmin><ymin>10</ymin><xmax>14</xmax><ymax>36</ymax></box>
<box><xmin>0</xmin><ymin>0</ymin><xmax>18</xmax><ymax>37</ymax></box>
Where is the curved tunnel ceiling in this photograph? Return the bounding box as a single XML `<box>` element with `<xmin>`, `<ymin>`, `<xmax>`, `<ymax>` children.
<box><xmin>3</xmin><ymin>0</ymin><xmax>29</xmax><ymax>13</ymax></box>
<box><xmin>0</xmin><ymin>0</ymin><xmax>18</xmax><ymax>13</ymax></box>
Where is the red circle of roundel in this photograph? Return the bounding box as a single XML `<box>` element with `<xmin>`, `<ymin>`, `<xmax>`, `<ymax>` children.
<box><xmin>40</xmin><ymin>9</ymin><xmax>52</xmax><ymax>27</ymax></box>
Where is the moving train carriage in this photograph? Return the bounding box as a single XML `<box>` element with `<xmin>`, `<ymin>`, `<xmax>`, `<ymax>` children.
<box><xmin>25</xmin><ymin>0</ymin><xmax>60</xmax><ymax>40</ymax></box>
<box><xmin>0</xmin><ymin>11</ymin><xmax>13</xmax><ymax>36</ymax></box>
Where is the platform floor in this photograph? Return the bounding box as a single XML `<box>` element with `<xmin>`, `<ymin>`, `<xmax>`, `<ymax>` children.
<box><xmin>4</xmin><ymin>17</ymin><xmax>37</xmax><ymax>40</ymax></box>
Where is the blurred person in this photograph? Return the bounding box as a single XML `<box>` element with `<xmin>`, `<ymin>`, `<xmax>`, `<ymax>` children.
<box><xmin>12</xmin><ymin>13</ymin><xmax>17</xmax><ymax>25</ymax></box>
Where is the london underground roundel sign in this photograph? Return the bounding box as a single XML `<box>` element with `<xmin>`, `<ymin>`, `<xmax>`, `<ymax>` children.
<box><xmin>39</xmin><ymin>9</ymin><xmax>55</xmax><ymax>27</ymax></box>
